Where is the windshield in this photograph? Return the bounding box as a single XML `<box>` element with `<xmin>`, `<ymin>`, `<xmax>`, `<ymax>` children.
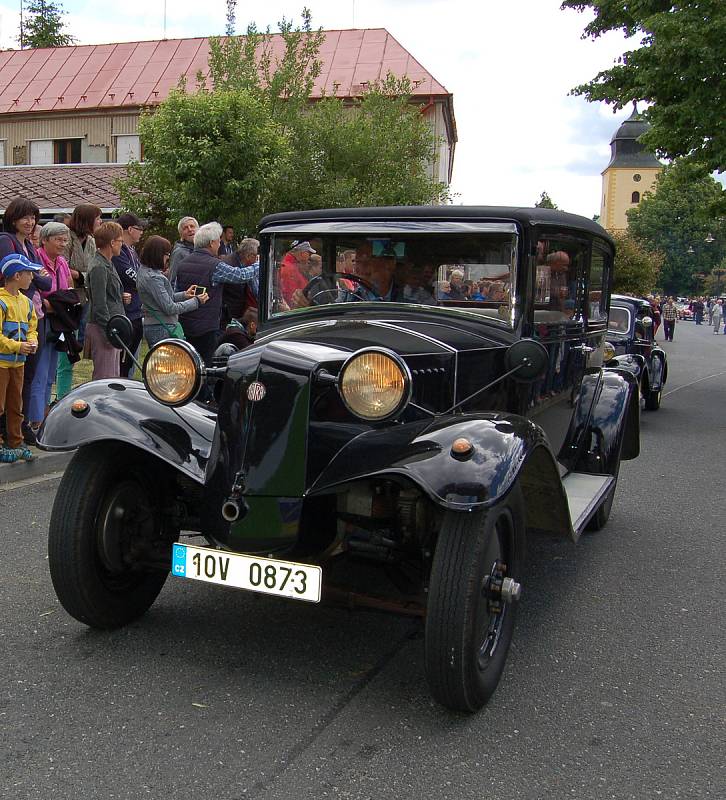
<box><xmin>268</xmin><ymin>232</ymin><xmax>518</xmax><ymax>327</ymax></box>
<box><xmin>608</xmin><ymin>306</ymin><xmax>631</xmax><ymax>334</ymax></box>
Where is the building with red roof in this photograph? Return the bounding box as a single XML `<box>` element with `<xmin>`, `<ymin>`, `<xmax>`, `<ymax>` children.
<box><xmin>0</xmin><ymin>30</ymin><xmax>456</xmax><ymax>214</ymax></box>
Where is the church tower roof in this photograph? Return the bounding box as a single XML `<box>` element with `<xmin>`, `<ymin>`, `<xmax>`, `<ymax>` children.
<box><xmin>604</xmin><ymin>107</ymin><xmax>661</xmax><ymax>170</ymax></box>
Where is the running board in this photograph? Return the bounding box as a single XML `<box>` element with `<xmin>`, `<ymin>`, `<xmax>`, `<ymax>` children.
<box><xmin>561</xmin><ymin>472</ymin><xmax>615</xmax><ymax>538</ymax></box>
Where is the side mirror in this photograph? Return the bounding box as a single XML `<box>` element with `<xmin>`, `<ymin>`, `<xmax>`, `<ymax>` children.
<box><xmin>504</xmin><ymin>339</ymin><xmax>548</xmax><ymax>382</ymax></box>
<box><xmin>106</xmin><ymin>314</ymin><xmax>133</xmax><ymax>350</ymax></box>
<box><xmin>641</xmin><ymin>315</ymin><xmax>653</xmax><ymax>327</ymax></box>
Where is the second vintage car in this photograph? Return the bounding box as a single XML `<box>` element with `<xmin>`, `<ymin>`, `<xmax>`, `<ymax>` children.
<box><xmin>39</xmin><ymin>206</ymin><xmax>640</xmax><ymax>713</ymax></box>
<box><xmin>605</xmin><ymin>293</ymin><xmax>667</xmax><ymax>410</ymax></box>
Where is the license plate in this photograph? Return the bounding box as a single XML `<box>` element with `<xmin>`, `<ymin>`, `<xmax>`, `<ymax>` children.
<box><xmin>171</xmin><ymin>543</ymin><xmax>322</xmax><ymax>603</ymax></box>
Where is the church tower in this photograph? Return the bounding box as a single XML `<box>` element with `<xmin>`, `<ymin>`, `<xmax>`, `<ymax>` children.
<box><xmin>600</xmin><ymin>108</ymin><xmax>662</xmax><ymax>231</ymax></box>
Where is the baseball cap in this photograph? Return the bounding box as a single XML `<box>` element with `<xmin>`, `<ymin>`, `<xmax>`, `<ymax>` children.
<box><xmin>0</xmin><ymin>253</ymin><xmax>41</xmax><ymax>280</ymax></box>
<box><xmin>291</xmin><ymin>240</ymin><xmax>316</xmax><ymax>254</ymax></box>
<box><xmin>116</xmin><ymin>212</ymin><xmax>147</xmax><ymax>230</ymax></box>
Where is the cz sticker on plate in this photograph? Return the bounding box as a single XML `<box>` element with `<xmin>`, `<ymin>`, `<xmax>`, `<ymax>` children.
<box><xmin>171</xmin><ymin>543</ymin><xmax>322</xmax><ymax>603</ymax></box>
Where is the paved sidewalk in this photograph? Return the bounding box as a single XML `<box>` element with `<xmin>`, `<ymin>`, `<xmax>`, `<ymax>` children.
<box><xmin>0</xmin><ymin>447</ymin><xmax>73</xmax><ymax>485</ymax></box>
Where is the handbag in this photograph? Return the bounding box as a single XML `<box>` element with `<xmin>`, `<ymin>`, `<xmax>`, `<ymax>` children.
<box><xmin>147</xmin><ymin>306</ymin><xmax>186</xmax><ymax>340</ymax></box>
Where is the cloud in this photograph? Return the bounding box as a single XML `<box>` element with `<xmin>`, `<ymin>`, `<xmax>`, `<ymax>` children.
<box><xmin>0</xmin><ymin>0</ymin><xmax>639</xmax><ymax>217</ymax></box>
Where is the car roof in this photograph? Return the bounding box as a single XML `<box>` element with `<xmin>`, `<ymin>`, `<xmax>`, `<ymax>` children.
<box><xmin>259</xmin><ymin>206</ymin><xmax>613</xmax><ymax>243</ymax></box>
<box><xmin>611</xmin><ymin>294</ymin><xmax>651</xmax><ymax>310</ymax></box>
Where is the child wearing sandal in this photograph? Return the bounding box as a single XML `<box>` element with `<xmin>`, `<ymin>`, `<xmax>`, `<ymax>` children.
<box><xmin>0</xmin><ymin>253</ymin><xmax>39</xmax><ymax>462</ymax></box>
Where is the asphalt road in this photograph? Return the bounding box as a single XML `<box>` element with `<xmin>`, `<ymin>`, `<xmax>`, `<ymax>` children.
<box><xmin>2</xmin><ymin>319</ymin><xmax>724</xmax><ymax>800</ymax></box>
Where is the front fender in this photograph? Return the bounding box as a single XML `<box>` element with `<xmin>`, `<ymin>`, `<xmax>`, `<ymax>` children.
<box><xmin>37</xmin><ymin>379</ymin><xmax>216</xmax><ymax>484</ymax></box>
<box><xmin>650</xmin><ymin>349</ymin><xmax>666</xmax><ymax>390</ymax></box>
<box><xmin>310</xmin><ymin>413</ymin><xmax>564</xmax><ymax>513</ymax></box>
<box><xmin>577</xmin><ymin>368</ymin><xmax>640</xmax><ymax>473</ymax></box>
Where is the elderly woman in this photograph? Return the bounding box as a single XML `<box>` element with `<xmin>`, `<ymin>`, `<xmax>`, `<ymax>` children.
<box><xmin>25</xmin><ymin>222</ymin><xmax>73</xmax><ymax>442</ymax></box>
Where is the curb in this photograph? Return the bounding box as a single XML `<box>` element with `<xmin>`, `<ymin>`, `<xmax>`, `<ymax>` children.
<box><xmin>0</xmin><ymin>449</ymin><xmax>74</xmax><ymax>486</ymax></box>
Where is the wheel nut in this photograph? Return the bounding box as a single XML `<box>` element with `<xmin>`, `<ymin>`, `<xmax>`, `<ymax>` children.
<box><xmin>500</xmin><ymin>577</ymin><xmax>522</xmax><ymax>603</ymax></box>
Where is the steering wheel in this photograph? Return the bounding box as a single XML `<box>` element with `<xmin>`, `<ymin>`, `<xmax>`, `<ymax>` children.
<box><xmin>304</xmin><ymin>271</ymin><xmax>380</xmax><ymax>304</ymax></box>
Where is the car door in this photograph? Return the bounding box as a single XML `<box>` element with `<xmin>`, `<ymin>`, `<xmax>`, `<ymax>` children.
<box><xmin>529</xmin><ymin>233</ymin><xmax>601</xmax><ymax>461</ymax></box>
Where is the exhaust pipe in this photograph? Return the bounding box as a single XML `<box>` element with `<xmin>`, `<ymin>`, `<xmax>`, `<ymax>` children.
<box><xmin>221</xmin><ymin>498</ymin><xmax>246</xmax><ymax>522</ymax></box>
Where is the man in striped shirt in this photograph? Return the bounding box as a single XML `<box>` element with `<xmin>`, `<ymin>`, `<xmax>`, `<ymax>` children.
<box><xmin>661</xmin><ymin>296</ymin><xmax>678</xmax><ymax>341</ymax></box>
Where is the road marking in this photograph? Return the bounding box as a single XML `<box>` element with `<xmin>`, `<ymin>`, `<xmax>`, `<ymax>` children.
<box><xmin>662</xmin><ymin>370</ymin><xmax>726</xmax><ymax>399</ymax></box>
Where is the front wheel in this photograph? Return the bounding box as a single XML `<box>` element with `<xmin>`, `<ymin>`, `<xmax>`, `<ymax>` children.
<box><xmin>48</xmin><ymin>443</ymin><xmax>169</xmax><ymax>629</ymax></box>
<box><xmin>424</xmin><ymin>485</ymin><xmax>526</xmax><ymax>712</ymax></box>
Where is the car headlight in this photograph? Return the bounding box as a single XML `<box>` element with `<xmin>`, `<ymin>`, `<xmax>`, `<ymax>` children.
<box><xmin>143</xmin><ymin>340</ymin><xmax>204</xmax><ymax>406</ymax></box>
<box><xmin>603</xmin><ymin>341</ymin><xmax>616</xmax><ymax>362</ymax></box>
<box><xmin>338</xmin><ymin>348</ymin><xmax>411</xmax><ymax>421</ymax></box>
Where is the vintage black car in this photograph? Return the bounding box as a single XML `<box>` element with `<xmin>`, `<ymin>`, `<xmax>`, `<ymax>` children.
<box><xmin>40</xmin><ymin>206</ymin><xmax>640</xmax><ymax>713</ymax></box>
<box><xmin>605</xmin><ymin>294</ymin><xmax>667</xmax><ymax>410</ymax></box>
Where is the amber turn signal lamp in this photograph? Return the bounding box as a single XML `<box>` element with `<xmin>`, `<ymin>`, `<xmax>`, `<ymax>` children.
<box><xmin>451</xmin><ymin>437</ymin><xmax>473</xmax><ymax>456</ymax></box>
<box><xmin>70</xmin><ymin>399</ymin><xmax>89</xmax><ymax>417</ymax></box>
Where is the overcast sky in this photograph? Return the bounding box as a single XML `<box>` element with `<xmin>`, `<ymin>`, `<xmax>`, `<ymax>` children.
<box><xmin>0</xmin><ymin>0</ymin><xmax>644</xmax><ymax>218</ymax></box>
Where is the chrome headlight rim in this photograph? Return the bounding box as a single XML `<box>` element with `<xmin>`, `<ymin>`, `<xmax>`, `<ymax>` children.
<box><xmin>142</xmin><ymin>338</ymin><xmax>204</xmax><ymax>407</ymax></box>
<box><xmin>603</xmin><ymin>341</ymin><xmax>616</xmax><ymax>362</ymax></box>
<box><xmin>338</xmin><ymin>347</ymin><xmax>412</xmax><ymax>422</ymax></box>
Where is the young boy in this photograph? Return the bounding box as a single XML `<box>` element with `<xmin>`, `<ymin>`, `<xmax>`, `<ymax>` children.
<box><xmin>0</xmin><ymin>253</ymin><xmax>40</xmax><ymax>462</ymax></box>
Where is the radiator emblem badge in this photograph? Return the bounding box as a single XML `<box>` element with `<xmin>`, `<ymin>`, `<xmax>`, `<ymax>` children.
<box><xmin>247</xmin><ymin>381</ymin><xmax>266</xmax><ymax>401</ymax></box>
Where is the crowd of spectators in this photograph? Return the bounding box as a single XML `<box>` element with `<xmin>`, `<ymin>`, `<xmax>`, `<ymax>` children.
<box><xmin>0</xmin><ymin>199</ymin><xmax>260</xmax><ymax>457</ymax></box>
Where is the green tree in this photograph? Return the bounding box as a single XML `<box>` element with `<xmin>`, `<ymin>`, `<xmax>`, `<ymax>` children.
<box><xmin>116</xmin><ymin>88</ymin><xmax>292</xmax><ymax>236</ymax></box>
<box><xmin>703</xmin><ymin>258</ymin><xmax>726</xmax><ymax>297</ymax></box>
<box><xmin>117</xmin><ymin>10</ymin><xmax>448</xmax><ymax>233</ymax></box>
<box><xmin>610</xmin><ymin>231</ymin><xmax>663</xmax><ymax>296</ymax></box>
<box><xmin>562</xmin><ymin>0</ymin><xmax>726</xmax><ymax>172</ymax></box>
<box><xmin>535</xmin><ymin>191</ymin><xmax>558</xmax><ymax>209</ymax></box>
<box><xmin>626</xmin><ymin>160</ymin><xmax>726</xmax><ymax>294</ymax></box>
<box><xmin>20</xmin><ymin>0</ymin><xmax>75</xmax><ymax>48</ymax></box>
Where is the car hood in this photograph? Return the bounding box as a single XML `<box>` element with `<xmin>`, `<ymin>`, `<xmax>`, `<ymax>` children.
<box><xmin>253</xmin><ymin>317</ymin><xmax>508</xmax><ymax>358</ymax></box>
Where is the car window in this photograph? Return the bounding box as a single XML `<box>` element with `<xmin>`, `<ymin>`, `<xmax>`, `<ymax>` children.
<box><xmin>534</xmin><ymin>236</ymin><xmax>587</xmax><ymax>324</ymax></box>
<box><xmin>268</xmin><ymin>232</ymin><xmax>519</xmax><ymax>328</ymax></box>
<box><xmin>588</xmin><ymin>247</ymin><xmax>610</xmax><ymax>322</ymax></box>
<box><xmin>608</xmin><ymin>306</ymin><xmax>631</xmax><ymax>333</ymax></box>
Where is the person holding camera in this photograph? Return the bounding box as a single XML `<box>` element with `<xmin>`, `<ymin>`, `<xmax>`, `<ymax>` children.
<box><xmin>136</xmin><ymin>235</ymin><xmax>208</xmax><ymax>348</ymax></box>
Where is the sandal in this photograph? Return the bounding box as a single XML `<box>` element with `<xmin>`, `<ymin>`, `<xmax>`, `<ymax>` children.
<box><xmin>0</xmin><ymin>447</ymin><xmax>19</xmax><ymax>463</ymax></box>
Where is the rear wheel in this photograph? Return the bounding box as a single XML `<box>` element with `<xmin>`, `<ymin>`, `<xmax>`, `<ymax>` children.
<box><xmin>48</xmin><ymin>443</ymin><xmax>168</xmax><ymax>629</ymax></box>
<box><xmin>424</xmin><ymin>485</ymin><xmax>526</xmax><ymax>712</ymax></box>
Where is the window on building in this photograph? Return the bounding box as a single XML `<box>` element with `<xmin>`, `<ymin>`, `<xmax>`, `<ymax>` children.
<box><xmin>633</xmin><ymin>173</ymin><xmax>642</xmax><ymax>182</ymax></box>
<box><xmin>631</xmin><ymin>191</ymin><xmax>640</xmax><ymax>204</ymax></box>
<box><xmin>0</xmin><ymin>140</ymin><xmax>5</xmax><ymax>167</ymax></box>
<box><xmin>115</xmin><ymin>135</ymin><xmax>141</xmax><ymax>164</ymax></box>
<box><xmin>54</xmin><ymin>139</ymin><xmax>82</xmax><ymax>164</ymax></box>
<box><xmin>29</xmin><ymin>138</ymin><xmax>83</xmax><ymax>165</ymax></box>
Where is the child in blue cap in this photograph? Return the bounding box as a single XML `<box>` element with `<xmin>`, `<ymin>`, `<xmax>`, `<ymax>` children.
<box><xmin>0</xmin><ymin>253</ymin><xmax>40</xmax><ymax>462</ymax></box>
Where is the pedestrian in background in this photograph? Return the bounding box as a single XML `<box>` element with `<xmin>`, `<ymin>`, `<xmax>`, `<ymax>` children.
<box><xmin>168</xmin><ymin>216</ymin><xmax>198</xmax><ymax>287</ymax></box>
<box><xmin>712</xmin><ymin>299</ymin><xmax>723</xmax><ymax>334</ymax></box>
<box><xmin>661</xmin><ymin>296</ymin><xmax>678</xmax><ymax>342</ymax></box>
